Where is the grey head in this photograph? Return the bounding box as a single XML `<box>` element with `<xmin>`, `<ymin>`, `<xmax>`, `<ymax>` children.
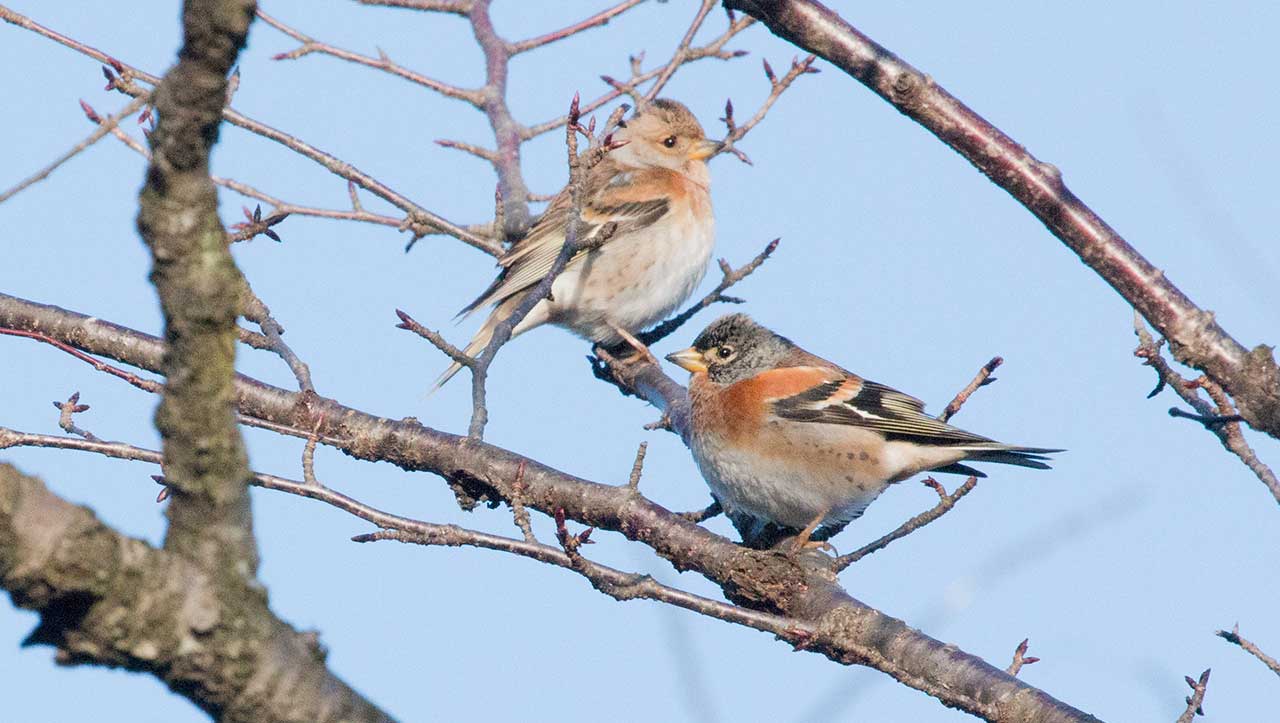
<box><xmin>667</xmin><ymin>313</ymin><xmax>798</xmax><ymax>385</ymax></box>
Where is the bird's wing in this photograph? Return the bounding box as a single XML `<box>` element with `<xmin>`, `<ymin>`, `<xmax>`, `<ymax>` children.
<box><xmin>457</xmin><ymin>166</ymin><xmax>671</xmax><ymax>317</ymax></box>
<box><xmin>771</xmin><ymin>375</ymin><xmax>998</xmax><ymax>447</ymax></box>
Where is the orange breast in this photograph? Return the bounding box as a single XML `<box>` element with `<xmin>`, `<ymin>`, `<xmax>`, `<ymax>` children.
<box><xmin>691</xmin><ymin>366</ymin><xmax>839</xmax><ymax>446</ymax></box>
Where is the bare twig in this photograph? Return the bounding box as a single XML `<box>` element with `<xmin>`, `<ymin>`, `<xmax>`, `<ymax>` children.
<box><xmin>395</xmin><ymin>308</ymin><xmax>475</xmax><ymax>369</ymax></box>
<box><xmin>510</xmin><ymin>0</ymin><xmax>646</xmax><ymax>54</ymax></box>
<box><xmin>1135</xmin><ymin>316</ymin><xmax>1280</xmax><ymax>504</ymax></box>
<box><xmin>0</xmin><ymin>327</ymin><xmax>163</xmax><ymax>394</ymax></box>
<box><xmin>626</xmin><ymin>441</ymin><xmax>648</xmax><ymax>490</ymax></box>
<box><xmin>355</xmin><ymin>0</ymin><xmax>473</xmax><ymax>14</ymax></box>
<box><xmin>0</xmin><ymin>94</ymin><xmax>148</xmax><ymax>203</ymax></box>
<box><xmin>834</xmin><ymin>477</ymin><xmax>977</xmax><ymax>570</ymax></box>
<box><xmin>240</xmin><ymin>281</ymin><xmax>315</xmax><ymax>392</ymax></box>
<box><xmin>0</xmin><ymin>5</ymin><xmax>500</xmax><ymax>257</ymax></box>
<box><xmin>639</xmin><ymin>238</ymin><xmax>779</xmax><ymax>345</ymax></box>
<box><xmin>52</xmin><ymin>392</ymin><xmax>100</xmax><ymax>442</ymax></box>
<box><xmin>1216</xmin><ymin>625</ymin><xmax>1280</xmax><ymax>678</ymax></box>
<box><xmin>1175</xmin><ymin>669</ymin><xmax>1210</xmax><ymax>723</ymax></box>
<box><xmin>508</xmin><ymin>461</ymin><xmax>536</xmax><ymax>543</ymax></box>
<box><xmin>679</xmin><ymin>500</ymin><xmax>723</xmax><ymax>524</ymax></box>
<box><xmin>258</xmin><ymin>10</ymin><xmax>484</xmax><ymax>104</ymax></box>
<box><xmin>717</xmin><ymin>54</ymin><xmax>817</xmax><ymax>164</ymax></box>
<box><xmin>523</xmin><ymin>14</ymin><xmax>756</xmax><ymax>139</ymax></box>
<box><xmin>1006</xmin><ymin>638</ymin><xmax>1040</xmax><ymax>677</ymax></box>
<box><xmin>645</xmin><ymin>0</ymin><xmax>719</xmax><ymax>101</ymax></box>
<box><xmin>938</xmin><ymin>356</ymin><xmax>1003</xmax><ymax>423</ymax></box>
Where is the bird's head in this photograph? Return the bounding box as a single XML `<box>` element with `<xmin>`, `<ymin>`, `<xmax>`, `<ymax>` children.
<box><xmin>610</xmin><ymin>98</ymin><xmax>721</xmax><ymax>175</ymax></box>
<box><xmin>666</xmin><ymin>313</ymin><xmax>795</xmax><ymax>384</ymax></box>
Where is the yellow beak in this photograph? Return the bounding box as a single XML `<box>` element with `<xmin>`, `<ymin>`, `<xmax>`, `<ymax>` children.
<box><xmin>687</xmin><ymin>139</ymin><xmax>723</xmax><ymax>161</ymax></box>
<box><xmin>665</xmin><ymin>347</ymin><xmax>708</xmax><ymax>373</ymax></box>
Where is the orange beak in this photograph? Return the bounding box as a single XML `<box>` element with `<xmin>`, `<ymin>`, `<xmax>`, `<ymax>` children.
<box><xmin>665</xmin><ymin>347</ymin><xmax>708</xmax><ymax>373</ymax></box>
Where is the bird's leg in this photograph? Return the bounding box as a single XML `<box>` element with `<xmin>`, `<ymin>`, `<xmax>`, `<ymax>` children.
<box><xmin>607</xmin><ymin>323</ymin><xmax>659</xmax><ymax>366</ymax></box>
<box><xmin>788</xmin><ymin>509</ymin><xmax>836</xmax><ymax>555</ymax></box>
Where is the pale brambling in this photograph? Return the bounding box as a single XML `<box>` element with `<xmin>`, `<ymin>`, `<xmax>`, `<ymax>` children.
<box><xmin>666</xmin><ymin>314</ymin><xmax>1061</xmax><ymax>549</ymax></box>
<box><xmin>437</xmin><ymin>99</ymin><xmax>720</xmax><ymax>387</ymax></box>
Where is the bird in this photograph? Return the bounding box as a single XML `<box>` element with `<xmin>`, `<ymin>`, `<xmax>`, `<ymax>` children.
<box><xmin>664</xmin><ymin>313</ymin><xmax>1061</xmax><ymax>550</ymax></box>
<box><xmin>437</xmin><ymin>98</ymin><xmax>721</xmax><ymax>388</ymax></box>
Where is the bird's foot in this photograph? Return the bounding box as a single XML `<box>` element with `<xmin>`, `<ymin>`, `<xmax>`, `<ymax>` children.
<box><xmin>607</xmin><ymin>323</ymin><xmax>659</xmax><ymax>366</ymax></box>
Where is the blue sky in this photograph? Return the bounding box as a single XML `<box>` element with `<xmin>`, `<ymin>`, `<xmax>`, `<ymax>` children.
<box><xmin>3</xmin><ymin>1</ymin><xmax>1279</xmax><ymax>721</ymax></box>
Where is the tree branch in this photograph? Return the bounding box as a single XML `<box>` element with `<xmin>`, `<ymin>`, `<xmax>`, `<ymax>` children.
<box><xmin>0</xmin><ymin>292</ymin><xmax>1101</xmax><ymax>721</ymax></box>
<box><xmin>136</xmin><ymin>0</ymin><xmax>258</xmax><ymax>575</ymax></box>
<box><xmin>0</xmin><ymin>463</ymin><xmax>394</xmax><ymax>723</ymax></box>
<box><xmin>723</xmin><ymin>0</ymin><xmax>1280</xmax><ymax>441</ymax></box>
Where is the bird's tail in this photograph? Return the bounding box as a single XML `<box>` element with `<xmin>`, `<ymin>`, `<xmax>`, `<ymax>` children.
<box><xmin>433</xmin><ymin>295</ymin><xmax>546</xmax><ymax>392</ymax></box>
<box><xmin>432</xmin><ymin>312</ymin><xmax>499</xmax><ymax>391</ymax></box>
<box><xmin>932</xmin><ymin>445</ymin><xmax>1063</xmax><ymax>477</ymax></box>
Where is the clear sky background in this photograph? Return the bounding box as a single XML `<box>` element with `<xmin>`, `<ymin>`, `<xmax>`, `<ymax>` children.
<box><xmin>3</xmin><ymin>1</ymin><xmax>1279</xmax><ymax>721</ymax></box>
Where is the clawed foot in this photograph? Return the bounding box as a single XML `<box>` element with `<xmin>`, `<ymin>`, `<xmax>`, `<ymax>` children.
<box><xmin>607</xmin><ymin>323</ymin><xmax>659</xmax><ymax>366</ymax></box>
<box><xmin>786</xmin><ymin>510</ymin><xmax>836</xmax><ymax>556</ymax></box>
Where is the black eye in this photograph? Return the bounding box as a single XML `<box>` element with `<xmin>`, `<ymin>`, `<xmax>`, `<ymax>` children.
<box><xmin>662</xmin><ymin>135</ymin><xmax>677</xmax><ymax>148</ymax></box>
<box><xmin>716</xmin><ymin>345</ymin><xmax>734</xmax><ymax>360</ymax></box>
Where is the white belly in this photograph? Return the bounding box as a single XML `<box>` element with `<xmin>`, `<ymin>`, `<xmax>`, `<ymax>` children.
<box><xmin>546</xmin><ymin>202</ymin><xmax>714</xmax><ymax>344</ymax></box>
<box><xmin>689</xmin><ymin>425</ymin><xmax>894</xmax><ymax>530</ymax></box>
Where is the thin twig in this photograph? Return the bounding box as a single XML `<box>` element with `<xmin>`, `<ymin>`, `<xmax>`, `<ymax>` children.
<box><xmin>0</xmin><ymin>5</ymin><xmax>500</xmax><ymax>257</ymax></box>
<box><xmin>52</xmin><ymin>392</ymin><xmax>100</xmax><ymax>442</ymax></box>
<box><xmin>639</xmin><ymin>238</ymin><xmax>779</xmax><ymax>345</ymax></box>
<box><xmin>507</xmin><ymin>461</ymin><xmax>536</xmax><ymax>543</ymax></box>
<box><xmin>678</xmin><ymin>500</ymin><xmax>723</xmax><ymax>524</ymax></box>
<box><xmin>1175</xmin><ymin>669</ymin><xmax>1210</xmax><ymax>723</ymax></box>
<box><xmin>510</xmin><ymin>0</ymin><xmax>645</xmax><ymax>53</ymax></box>
<box><xmin>1135</xmin><ymin>316</ymin><xmax>1280</xmax><ymax>504</ymax></box>
<box><xmin>355</xmin><ymin>0</ymin><xmax>473</xmax><ymax>13</ymax></box>
<box><xmin>834</xmin><ymin>477</ymin><xmax>977</xmax><ymax>571</ymax></box>
<box><xmin>523</xmin><ymin>13</ymin><xmax>755</xmax><ymax>139</ymax></box>
<box><xmin>626</xmin><ymin>441</ymin><xmax>648</xmax><ymax>490</ymax></box>
<box><xmin>938</xmin><ymin>357</ymin><xmax>1003</xmax><ymax>423</ymax></box>
<box><xmin>0</xmin><ymin>94</ymin><xmax>148</xmax><ymax>203</ymax></box>
<box><xmin>240</xmin><ymin>282</ymin><xmax>315</xmax><ymax>392</ymax></box>
<box><xmin>258</xmin><ymin>10</ymin><xmax>484</xmax><ymax>104</ymax></box>
<box><xmin>0</xmin><ymin>327</ymin><xmax>162</xmax><ymax>394</ymax></box>
<box><xmin>1216</xmin><ymin>625</ymin><xmax>1280</xmax><ymax>678</ymax></box>
<box><xmin>645</xmin><ymin>0</ymin><xmax>718</xmax><ymax>101</ymax></box>
<box><xmin>395</xmin><ymin>309</ymin><xmax>475</xmax><ymax>369</ymax></box>
<box><xmin>1006</xmin><ymin>638</ymin><xmax>1039</xmax><ymax>677</ymax></box>
<box><xmin>717</xmin><ymin>54</ymin><xmax>818</xmax><ymax>164</ymax></box>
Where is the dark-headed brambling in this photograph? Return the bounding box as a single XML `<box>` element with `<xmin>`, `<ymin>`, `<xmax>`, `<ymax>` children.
<box><xmin>665</xmin><ymin>314</ymin><xmax>1061</xmax><ymax>548</ymax></box>
<box><xmin>437</xmin><ymin>99</ymin><xmax>720</xmax><ymax>387</ymax></box>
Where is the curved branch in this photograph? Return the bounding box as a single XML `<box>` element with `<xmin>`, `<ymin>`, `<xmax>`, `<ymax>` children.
<box><xmin>723</xmin><ymin>0</ymin><xmax>1280</xmax><ymax>441</ymax></box>
<box><xmin>0</xmin><ymin>292</ymin><xmax>1100</xmax><ymax>722</ymax></box>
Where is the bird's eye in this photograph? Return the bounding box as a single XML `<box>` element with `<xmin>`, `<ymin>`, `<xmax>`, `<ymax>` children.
<box><xmin>716</xmin><ymin>345</ymin><xmax>735</xmax><ymax>360</ymax></box>
<box><xmin>662</xmin><ymin>135</ymin><xmax>677</xmax><ymax>148</ymax></box>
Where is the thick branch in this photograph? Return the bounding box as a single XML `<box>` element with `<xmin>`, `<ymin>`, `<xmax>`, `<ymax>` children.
<box><xmin>0</xmin><ymin>293</ymin><xmax>1100</xmax><ymax>721</ymax></box>
<box><xmin>0</xmin><ymin>463</ymin><xmax>393</xmax><ymax>723</ymax></box>
<box><xmin>724</xmin><ymin>0</ymin><xmax>1280</xmax><ymax>440</ymax></box>
<box><xmin>136</xmin><ymin>0</ymin><xmax>258</xmax><ymax>575</ymax></box>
